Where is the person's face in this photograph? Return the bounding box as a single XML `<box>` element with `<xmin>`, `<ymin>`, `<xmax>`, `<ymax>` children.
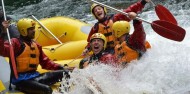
<box><xmin>93</xmin><ymin>6</ymin><xmax>105</xmax><ymax>20</ymax></box>
<box><xmin>27</xmin><ymin>27</ymin><xmax>35</xmax><ymax>39</ymax></box>
<box><xmin>90</xmin><ymin>38</ymin><xmax>104</xmax><ymax>55</ymax></box>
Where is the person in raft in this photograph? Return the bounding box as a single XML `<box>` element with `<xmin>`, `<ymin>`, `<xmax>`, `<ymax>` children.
<box><xmin>113</xmin><ymin>20</ymin><xmax>151</xmax><ymax>67</ymax></box>
<box><xmin>0</xmin><ymin>18</ymin><xmax>70</xmax><ymax>94</ymax></box>
<box><xmin>82</xmin><ymin>0</ymin><xmax>151</xmax><ymax>55</ymax></box>
<box><xmin>79</xmin><ymin>33</ymin><xmax>117</xmax><ymax>69</ymax></box>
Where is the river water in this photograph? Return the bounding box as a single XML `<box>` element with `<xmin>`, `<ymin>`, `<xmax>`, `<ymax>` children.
<box><xmin>1</xmin><ymin>0</ymin><xmax>190</xmax><ymax>94</ymax></box>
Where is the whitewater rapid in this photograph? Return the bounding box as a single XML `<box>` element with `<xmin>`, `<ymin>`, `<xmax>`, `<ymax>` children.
<box><xmin>66</xmin><ymin>25</ymin><xmax>190</xmax><ymax>94</ymax></box>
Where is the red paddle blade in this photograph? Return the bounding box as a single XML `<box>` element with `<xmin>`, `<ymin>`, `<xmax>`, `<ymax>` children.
<box><xmin>151</xmin><ymin>20</ymin><xmax>186</xmax><ymax>42</ymax></box>
<box><xmin>155</xmin><ymin>4</ymin><xmax>178</xmax><ymax>25</ymax></box>
<box><xmin>10</xmin><ymin>45</ymin><xmax>18</xmax><ymax>79</ymax></box>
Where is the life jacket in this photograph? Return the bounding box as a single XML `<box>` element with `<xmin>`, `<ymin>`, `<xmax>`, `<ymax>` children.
<box><xmin>16</xmin><ymin>42</ymin><xmax>40</xmax><ymax>73</ymax></box>
<box><xmin>94</xmin><ymin>16</ymin><xmax>116</xmax><ymax>49</ymax></box>
<box><xmin>115</xmin><ymin>41</ymin><xmax>151</xmax><ymax>64</ymax></box>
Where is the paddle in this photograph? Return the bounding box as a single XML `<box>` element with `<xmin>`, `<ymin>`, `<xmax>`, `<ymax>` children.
<box><xmin>150</xmin><ymin>0</ymin><xmax>178</xmax><ymax>25</ymax></box>
<box><xmin>31</xmin><ymin>15</ymin><xmax>63</xmax><ymax>44</ymax></box>
<box><xmin>91</xmin><ymin>0</ymin><xmax>186</xmax><ymax>42</ymax></box>
<box><xmin>85</xmin><ymin>77</ymin><xmax>103</xmax><ymax>94</ymax></box>
<box><xmin>67</xmin><ymin>54</ymin><xmax>83</xmax><ymax>65</ymax></box>
<box><xmin>1</xmin><ymin>0</ymin><xmax>18</xmax><ymax>79</ymax></box>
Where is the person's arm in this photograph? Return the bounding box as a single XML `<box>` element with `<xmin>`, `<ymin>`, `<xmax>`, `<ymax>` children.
<box><xmin>0</xmin><ymin>20</ymin><xmax>9</xmax><ymax>35</ymax></box>
<box><xmin>79</xmin><ymin>58</ymin><xmax>87</xmax><ymax>69</ymax></box>
<box><xmin>123</xmin><ymin>0</ymin><xmax>149</xmax><ymax>13</ymax></box>
<box><xmin>128</xmin><ymin>19</ymin><xmax>146</xmax><ymax>54</ymax></box>
<box><xmin>37</xmin><ymin>43</ymin><xmax>63</xmax><ymax>70</ymax></box>
<box><xmin>83</xmin><ymin>61</ymin><xmax>89</xmax><ymax>69</ymax></box>
<box><xmin>0</xmin><ymin>20</ymin><xmax>20</xmax><ymax>56</ymax></box>
<box><xmin>0</xmin><ymin>34</ymin><xmax>7</xmax><ymax>55</ymax></box>
<box><xmin>0</xmin><ymin>38</ymin><xmax>21</xmax><ymax>57</ymax></box>
<box><xmin>113</xmin><ymin>0</ymin><xmax>149</xmax><ymax>22</ymax></box>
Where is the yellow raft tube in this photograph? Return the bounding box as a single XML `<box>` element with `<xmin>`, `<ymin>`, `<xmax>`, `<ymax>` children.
<box><xmin>34</xmin><ymin>16</ymin><xmax>91</xmax><ymax>70</ymax></box>
<box><xmin>35</xmin><ymin>16</ymin><xmax>92</xmax><ymax>61</ymax></box>
<box><xmin>32</xmin><ymin>16</ymin><xmax>92</xmax><ymax>64</ymax></box>
<box><xmin>34</xmin><ymin>16</ymin><xmax>92</xmax><ymax>73</ymax></box>
<box><xmin>42</xmin><ymin>40</ymin><xmax>87</xmax><ymax>61</ymax></box>
<box><xmin>34</xmin><ymin>16</ymin><xmax>92</xmax><ymax>46</ymax></box>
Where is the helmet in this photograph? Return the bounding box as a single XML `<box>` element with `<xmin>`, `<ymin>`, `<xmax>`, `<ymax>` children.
<box><xmin>90</xmin><ymin>33</ymin><xmax>107</xmax><ymax>49</ymax></box>
<box><xmin>17</xmin><ymin>18</ymin><xmax>36</xmax><ymax>36</ymax></box>
<box><xmin>112</xmin><ymin>21</ymin><xmax>130</xmax><ymax>38</ymax></box>
<box><xmin>91</xmin><ymin>3</ymin><xmax>107</xmax><ymax>18</ymax></box>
